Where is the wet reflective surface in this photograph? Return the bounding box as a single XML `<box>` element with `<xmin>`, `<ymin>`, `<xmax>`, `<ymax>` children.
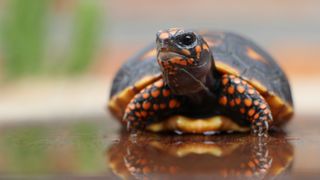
<box><xmin>107</xmin><ymin>131</ymin><xmax>293</xmax><ymax>180</ymax></box>
<box><xmin>0</xmin><ymin>115</ymin><xmax>319</xmax><ymax>179</ymax></box>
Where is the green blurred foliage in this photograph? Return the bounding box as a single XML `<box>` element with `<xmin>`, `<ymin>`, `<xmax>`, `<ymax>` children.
<box><xmin>0</xmin><ymin>121</ymin><xmax>107</xmax><ymax>175</ymax></box>
<box><xmin>68</xmin><ymin>0</ymin><xmax>103</xmax><ymax>74</ymax></box>
<box><xmin>1</xmin><ymin>127</ymin><xmax>49</xmax><ymax>174</ymax></box>
<box><xmin>0</xmin><ymin>0</ymin><xmax>105</xmax><ymax>80</ymax></box>
<box><xmin>71</xmin><ymin>121</ymin><xmax>105</xmax><ymax>173</ymax></box>
<box><xmin>1</xmin><ymin>0</ymin><xmax>49</xmax><ymax>79</ymax></box>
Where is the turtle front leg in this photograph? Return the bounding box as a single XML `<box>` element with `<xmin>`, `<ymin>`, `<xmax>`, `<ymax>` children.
<box><xmin>218</xmin><ymin>74</ymin><xmax>273</xmax><ymax>136</ymax></box>
<box><xmin>123</xmin><ymin>79</ymin><xmax>182</xmax><ymax>131</ymax></box>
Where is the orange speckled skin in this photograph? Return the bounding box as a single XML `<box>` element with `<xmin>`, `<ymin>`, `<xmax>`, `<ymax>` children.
<box><xmin>124</xmin><ymin>79</ymin><xmax>183</xmax><ymax>130</ymax></box>
<box><xmin>218</xmin><ymin>74</ymin><xmax>272</xmax><ymax>135</ymax></box>
<box><xmin>110</xmin><ymin>28</ymin><xmax>293</xmax><ymax>136</ymax></box>
<box><xmin>124</xmin><ymin>74</ymin><xmax>272</xmax><ymax>136</ymax></box>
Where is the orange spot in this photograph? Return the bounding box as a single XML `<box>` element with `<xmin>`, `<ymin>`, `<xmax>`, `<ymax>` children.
<box><xmin>260</xmin><ymin>104</ymin><xmax>267</xmax><ymax>109</ymax></box>
<box><xmin>135</xmin><ymin>112</ymin><xmax>141</xmax><ymax>117</ymax></box>
<box><xmin>195</xmin><ymin>45</ymin><xmax>201</xmax><ymax>53</ymax></box>
<box><xmin>135</xmin><ymin>103</ymin><xmax>141</xmax><ymax>109</ymax></box>
<box><xmin>237</xmin><ymin>85</ymin><xmax>245</xmax><ymax>93</ymax></box>
<box><xmin>154</xmin><ymin>80</ymin><xmax>164</xmax><ymax>88</ymax></box>
<box><xmin>235</xmin><ymin>98</ymin><xmax>241</xmax><ymax>105</ymax></box>
<box><xmin>162</xmin><ymin>89</ymin><xmax>170</xmax><ymax>97</ymax></box>
<box><xmin>151</xmin><ymin>90</ymin><xmax>160</xmax><ymax>98</ymax></box>
<box><xmin>181</xmin><ymin>49</ymin><xmax>191</xmax><ymax>56</ymax></box>
<box><xmin>248</xmin><ymin>89</ymin><xmax>255</xmax><ymax>95</ymax></box>
<box><xmin>142</xmin><ymin>102</ymin><xmax>151</xmax><ymax>110</ymax></box>
<box><xmin>187</xmin><ymin>58</ymin><xmax>194</xmax><ymax>64</ymax></box>
<box><xmin>170</xmin><ymin>57</ymin><xmax>187</xmax><ymax>66</ymax></box>
<box><xmin>229</xmin><ymin>100</ymin><xmax>235</xmax><ymax>107</ymax></box>
<box><xmin>244</xmin><ymin>98</ymin><xmax>252</xmax><ymax>107</ymax></box>
<box><xmin>160</xmin><ymin>103</ymin><xmax>166</xmax><ymax>109</ymax></box>
<box><xmin>143</xmin><ymin>167</ymin><xmax>151</xmax><ymax>174</ymax></box>
<box><xmin>169</xmin><ymin>99</ymin><xmax>178</xmax><ymax>108</ymax></box>
<box><xmin>234</xmin><ymin>78</ymin><xmax>241</xmax><ymax>84</ymax></box>
<box><xmin>219</xmin><ymin>96</ymin><xmax>228</xmax><ymax>106</ymax></box>
<box><xmin>153</xmin><ymin>104</ymin><xmax>159</xmax><ymax>110</ymax></box>
<box><xmin>264</xmin><ymin>109</ymin><xmax>270</xmax><ymax>114</ymax></box>
<box><xmin>178</xmin><ymin>60</ymin><xmax>188</xmax><ymax>66</ymax></box>
<box><xmin>227</xmin><ymin>86</ymin><xmax>235</xmax><ymax>94</ymax></box>
<box><xmin>241</xmin><ymin>80</ymin><xmax>247</xmax><ymax>85</ymax></box>
<box><xmin>141</xmin><ymin>111</ymin><xmax>148</xmax><ymax>117</ymax></box>
<box><xmin>222</xmin><ymin>78</ymin><xmax>229</xmax><ymax>85</ymax></box>
<box><xmin>240</xmin><ymin>108</ymin><xmax>246</xmax><ymax>114</ymax></box>
<box><xmin>159</xmin><ymin>32</ymin><xmax>169</xmax><ymax>39</ymax></box>
<box><xmin>170</xmin><ymin>57</ymin><xmax>181</xmax><ymax>62</ymax></box>
<box><xmin>248</xmin><ymin>109</ymin><xmax>255</xmax><ymax>116</ymax></box>
<box><xmin>129</xmin><ymin>103</ymin><xmax>135</xmax><ymax>110</ymax></box>
<box><xmin>142</xmin><ymin>93</ymin><xmax>150</xmax><ymax>99</ymax></box>
<box><xmin>254</xmin><ymin>113</ymin><xmax>259</xmax><ymax>119</ymax></box>
<box><xmin>246</xmin><ymin>47</ymin><xmax>267</xmax><ymax>64</ymax></box>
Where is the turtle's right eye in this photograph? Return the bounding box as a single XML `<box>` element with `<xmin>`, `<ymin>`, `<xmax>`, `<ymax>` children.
<box><xmin>176</xmin><ymin>33</ymin><xmax>196</xmax><ymax>47</ymax></box>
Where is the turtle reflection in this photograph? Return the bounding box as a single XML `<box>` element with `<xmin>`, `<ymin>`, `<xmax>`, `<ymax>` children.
<box><xmin>107</xmin><ymin>132</ymin><xmax>294</xmax><ymax>179</ymax></box>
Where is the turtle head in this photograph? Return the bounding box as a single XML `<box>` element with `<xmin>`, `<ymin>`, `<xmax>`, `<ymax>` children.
<box><xmin>156</xmin><ymin>28</ymin><xmax>213</xmax><ymax>95</ymax></box>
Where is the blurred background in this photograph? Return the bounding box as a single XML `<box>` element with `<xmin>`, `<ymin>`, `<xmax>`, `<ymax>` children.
<box><xmin>0</xmin><ymin>0</ymin><xmax>319</xmax><ymax>178</ymax></box>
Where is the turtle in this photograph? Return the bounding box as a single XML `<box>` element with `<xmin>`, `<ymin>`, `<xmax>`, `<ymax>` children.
<box><xmin>108</xmin><ymin>28</ymin><xmax>294</xmax><ymax>136</ymax></box>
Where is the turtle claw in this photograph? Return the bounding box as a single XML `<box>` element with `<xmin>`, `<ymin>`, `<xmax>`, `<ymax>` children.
<box><xmin>126</xmin><ymin>120</ymin><xmax>131</xmax><ymax>131</ymax></box>
<box><xmin>126</xmin><ymin>120</ymin><xmax>140</xmax><ymax>133</ymax></box>
<box><xmin>251</xmin><ymin>120</ymin><xmax>269</xmax><ymax>137</ymax></box>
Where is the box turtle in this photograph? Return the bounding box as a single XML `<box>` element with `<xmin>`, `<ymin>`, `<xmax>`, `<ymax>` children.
<box><xmin>108</xmin><ymin>28</ymin><xmax>294</xmax><ymax>136</ymax></box>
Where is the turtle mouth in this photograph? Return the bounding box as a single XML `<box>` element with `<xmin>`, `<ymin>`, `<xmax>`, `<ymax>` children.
<box><xmin>158</xmin><ymin>51</ymin><xmax>188</xmax><ymax>62</ymax></box>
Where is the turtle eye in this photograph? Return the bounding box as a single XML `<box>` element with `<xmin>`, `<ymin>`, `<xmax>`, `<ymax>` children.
<box><xmin>176</xmin><ymin>33</ymin><xmax>196</xmax><ymax>47</ymax></box>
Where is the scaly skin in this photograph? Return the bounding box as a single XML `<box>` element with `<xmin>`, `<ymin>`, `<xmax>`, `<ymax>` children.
<box><xmin>218</xmin><ymin>74</ymin><xmax>273</xmax><ymax>136</ymax></box>
<box><xmin>123</xmin><ymin>79</ymin><xmax>182</xmax><ymax>131</ymax></box>
<box><xmin>124</xmin><ymin>74</ymin><xmax>273</xmax><ymax>136</ymax></box>
<box><xmin>111</xmin><ymin>28</ymin><xmax>293</xmax><ymax>136</ymax></box>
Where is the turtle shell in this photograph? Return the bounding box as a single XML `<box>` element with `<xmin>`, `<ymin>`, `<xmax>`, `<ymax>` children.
<box><xmin>108</xmin><ymin>31</ymin><xmax>293</xmax><ymax>127</ymax></box>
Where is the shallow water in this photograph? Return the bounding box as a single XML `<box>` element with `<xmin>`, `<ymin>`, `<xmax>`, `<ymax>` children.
<box><xmin>0</xmin><ymin>115</ymin><xmax>319</xmax><ymax>179</ymax></box>
<box><xmin>108</xmin><ymin>131</ymin><xmax>293</xmax><ymax>179</ymax></box>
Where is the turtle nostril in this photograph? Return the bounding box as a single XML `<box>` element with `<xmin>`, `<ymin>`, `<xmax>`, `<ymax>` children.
<box><xmin>157</xmin><ymin>31</ymin><xmax>170</xmax><ymax>41</ymax></box>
